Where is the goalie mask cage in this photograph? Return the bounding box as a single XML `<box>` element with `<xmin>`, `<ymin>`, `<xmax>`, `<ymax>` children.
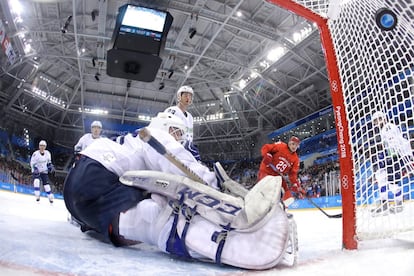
<box><xmin>268</xmin><ymin>0</ymin><xmax>414</xmax><ymax>249</ymax></box>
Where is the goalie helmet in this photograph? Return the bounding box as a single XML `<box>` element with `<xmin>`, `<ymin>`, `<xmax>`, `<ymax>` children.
<box><xmin>149</xmin><ymin>112</ymin><xmax>187</xmax><ymax>143</ymax></box>
<box><xmin>176</xmin><ymin>85</ymin><xmax>194</xmax><ymax>103</ymax></box>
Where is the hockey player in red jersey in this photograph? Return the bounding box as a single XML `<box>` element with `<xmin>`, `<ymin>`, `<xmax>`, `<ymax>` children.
<box><xmin>258</xmin><ymin>136</ymin><xmax>304</xmax><ymax>207</ymax></box>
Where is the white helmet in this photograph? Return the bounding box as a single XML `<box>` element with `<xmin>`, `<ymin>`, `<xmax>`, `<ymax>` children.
<box><xmin>149</xmin><ymin>112</ymin><xmax>186</xmax><ymax>143</ymax></box>
<box><xmin>91</xmin><ymin>120</ymin><xmax>102</xmax><ymax>128</ymax></box>
<box><xmin>39</xmin><ymin>140</ymin><xmax>47</xmax><ymax>147</ymax></box>
<box><xmin>372</xmin><ymin>111</ymin><xmax>386</xmax><ymax>123</ymax></box>
<box><xmin>176</xmin><ymin>85</ymin><xmax>194</xmax><ymax>102</ymax></box>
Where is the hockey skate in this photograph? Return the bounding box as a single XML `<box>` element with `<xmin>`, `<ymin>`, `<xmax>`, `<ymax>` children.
<box><xmin>371</xmin><ymin>200</ymin><xmax>389</xmax><ymax>217</ymax></box>
<box><xmin>48</xmin><ymin>194</ymin><xmax>54</xmax><ymax>204</ymax></box>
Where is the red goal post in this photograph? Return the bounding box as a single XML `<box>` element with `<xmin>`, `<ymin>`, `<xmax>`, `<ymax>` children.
<box><xmin>268</xmin><ymin>0</ymin><xmax>414</xmax><ymax>249</ymax></box>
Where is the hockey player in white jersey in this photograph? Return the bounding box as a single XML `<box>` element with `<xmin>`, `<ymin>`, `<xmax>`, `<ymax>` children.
<box><xmin>63</xmin><ymin>112</ymin><xmax>296</xmax><ymax>269</ymax></box>
<box><xmin>164</xmin><ymin>85</ymin><xmax>201</xmax><ymax>161</ymax></box>
<box><xmin>30</xmin><ymin>140</ymin><xmax>55</xmax><ymax>203</ymax></box>
<box><xmin>68</xmin><ymin>120</ymin><xmax>104</xmax><ymax>225</ymax></box>
<box><xmin>73</xmin><ymin>120</ymin><xmax>103</xmax><ymax>154</ymax></box>
<box><xmin>371</xmin><ymin>111</ymin><xmax>413</xmax><ymax>215</ymax></box>
<box><xmin>164</xmin><ymin>86</ymin><xmax>194</xmax><ymax>143</ymax></box>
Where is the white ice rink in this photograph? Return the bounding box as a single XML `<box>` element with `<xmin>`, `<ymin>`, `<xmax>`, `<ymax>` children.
<box><xmin>0</xmin><ymin>190</ymin><xmax>413</xmax><ymax>276</ymax></box>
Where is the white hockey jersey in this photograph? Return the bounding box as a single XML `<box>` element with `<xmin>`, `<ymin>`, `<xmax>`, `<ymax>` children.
<box><xmin>74</xmin><ymin>133</ymin><xmax>101</xmax><ymax>152</ymax></box>
<box><xmin>80</xmin><ymin>127</ymin><xmax>216</xmax><ymax>185</ymax></box>
<box><xmin>30</xmin><ymin>150</ymin><xmax>52</xmax><ymax>173</ymax></box>
<box><xmin>380</xmin><ymin>122</ymin><xmax>413</xmax><ymax>158</ymax></box>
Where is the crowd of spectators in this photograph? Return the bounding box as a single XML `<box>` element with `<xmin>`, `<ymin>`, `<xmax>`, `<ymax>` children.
<box><xmin>0</xmin><ymin>155</ymin><xmax>66</xmax><ymax>194</ymax></box>
<box><xmin>0</xmin><ymin>155</ymin><xmax>32</xmax><ymax>186</ymax></box>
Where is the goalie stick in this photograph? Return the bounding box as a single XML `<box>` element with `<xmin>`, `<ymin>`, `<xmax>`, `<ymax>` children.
<box><xmin>305</xmin><ymin>197</ymin><xmax>342</xmax><ymax>219</ymax></box>
<box><xmin>268</xmin><ymin>163</ymin><xmax>342</xmax><ymax>219</ymax></box>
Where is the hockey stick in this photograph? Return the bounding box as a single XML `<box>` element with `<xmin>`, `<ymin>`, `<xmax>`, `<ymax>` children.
<box><xmin>138</xmin><ymin>127</ymin><xmax>208</xmax><ymax>185</ymax></box>
<box><xmin>268</xmin><ymin>163</ymin><xmax>342</xmax><ymax>219</ymax></box>
<box><xmin>305</xmin><ymin>197</ymin><xmax>342</xmax><ymax>218</ymax></box>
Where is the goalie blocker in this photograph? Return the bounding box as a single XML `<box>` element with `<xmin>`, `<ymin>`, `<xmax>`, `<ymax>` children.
<box><xmin>119</xmin><ymin>171</ymin><xmax>295</xmax><ymax>269</ymax></box>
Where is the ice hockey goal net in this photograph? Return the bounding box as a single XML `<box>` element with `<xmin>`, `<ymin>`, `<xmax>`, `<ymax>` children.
<box><xmin>268</xmin><ymin>0</ymin><xmax>414</xmax><ymax>249</ymax></box>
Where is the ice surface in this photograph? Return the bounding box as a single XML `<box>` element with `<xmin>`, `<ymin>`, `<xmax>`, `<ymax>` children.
<box><xmin>0</xmin><ymin>190</ymin><xmax>413</xmax><ymax>275</ymax></box>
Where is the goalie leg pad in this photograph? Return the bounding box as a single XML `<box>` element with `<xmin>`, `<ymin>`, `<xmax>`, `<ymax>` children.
<box><xmin>175</xmin><ymin>202</ymin><xmax>290</xmax><ymax>270</ymax></box>
<box><xmin>120</xmin><ymin>171</ymin><xmax>282</xmax><ymax>229</ymax></box>
<box><xmin>244</xmin><ymin>175</ymin><xmax>282</xmax><ymax>224</ymax></box>
<box><xmin>214</xmin><ymin>162</ymin><xmax>248</xmax><ymax>197</ymax></box>
<box><xmin>119</xmin><ymin>198</ymin><xmax>166</xmax><ymax>246</ymax></box>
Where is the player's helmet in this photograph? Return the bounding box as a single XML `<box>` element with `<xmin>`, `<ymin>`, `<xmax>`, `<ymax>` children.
<box><xmin>39</xmin><ymin>140</ymin><xmax>47</xmax><ymax>147</ymax></box>
<box><xmin>149</xmin><ymin>112</ymin><xmax>187</xmax><ymax>143</ymax></box>
<box><xmin>372</xmin><ymin>111</ymin><xmax>386</xmax><ymax>125</ymax></box>
<box><xmin>289</xmin><ymin>136</ymin><xmax>301</xmax><ymax>145</ymax></box>
<box><xmin>176</xmin><ymin>85</ymin><xmax>194</xmax><ymax>103</ymax></box>
<box><xmin>91</xmin><ymin>120</ymin><xmax>102</xmax><ymax>128</ymax></box>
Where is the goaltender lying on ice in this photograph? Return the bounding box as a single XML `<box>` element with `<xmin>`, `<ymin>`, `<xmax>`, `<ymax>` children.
<box><xmin>63</xmin><ymin>112</ymin><xmax>298</xmax><ymax>270</ymax></box>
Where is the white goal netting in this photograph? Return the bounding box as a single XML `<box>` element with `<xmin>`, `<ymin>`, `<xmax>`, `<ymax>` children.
<box><xmin>271</xmin><ymin>0</ymin><xmax>414</xmax><ymax>247</ymax></box>
<box><xmin>328</xmin><ymin>0</ymin><xmax>414</xmax><ymax>242</ymax></box>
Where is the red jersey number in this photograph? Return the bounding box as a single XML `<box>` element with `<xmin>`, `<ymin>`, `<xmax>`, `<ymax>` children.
<box><xmin>275</xmin><ymin>160</ymin><xmax>288</xmax><ymax>173</ymax></box>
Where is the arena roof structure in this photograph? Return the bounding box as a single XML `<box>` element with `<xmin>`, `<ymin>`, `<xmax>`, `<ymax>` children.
<box><xmin>0</xmin><ymin>0</ymin><xmax>332</xmax><ymax>160</ymax></box>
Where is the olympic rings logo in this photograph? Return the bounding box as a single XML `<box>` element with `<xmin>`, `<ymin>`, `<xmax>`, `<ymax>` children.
<box><xmin>331</xmin><ymin>80</ymin><xmax>339</xmax><ymax>92</ymax></box>
<box><xmin>341</xmin><ymin>175</ymin><xmax>349</xmax><ymax>190</ymax></box>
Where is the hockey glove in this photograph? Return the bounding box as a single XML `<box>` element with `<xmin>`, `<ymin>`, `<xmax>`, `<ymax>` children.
<box><xmin>291</xmin><ymin>183</ymin><xmax>306</xmax><ymax>199</ymax></box>
<box><xmin>73</xmin><ymin>146</ymin><xmax>82</xmax><ymax>160</ymax></box>
<box><xmin>33</xmin><ymin>167</ymin><xmax>40</xmax><ymax>178</ymax></box>
<box><xmin>263</xmin><ymin>153</ymin><xmax>273</xmax><ymax>166</ymax></box>
<box><xmin>47</xmin><ymin>163</ymin><xmax>55</xmax><ymax>173</ymax></box>
<box><xmin>184</xmin><ymin>141</ymin><xmax>201</xmax><ymax>161</ymax></box>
